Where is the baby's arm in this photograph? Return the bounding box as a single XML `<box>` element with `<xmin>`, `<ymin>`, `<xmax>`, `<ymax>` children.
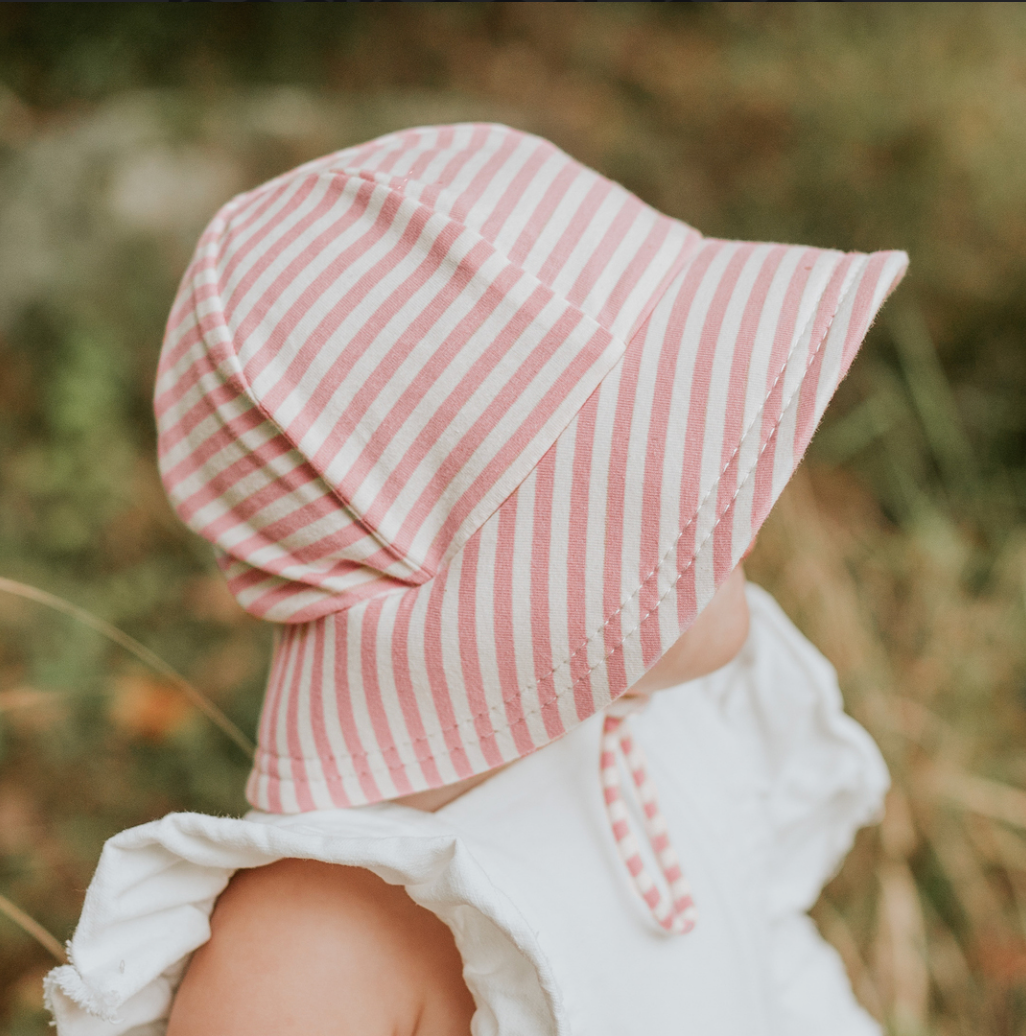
<box><xmin>166</xmin><ymin>858</ymin><xmax>475</xmax><ymax>1036</ymax></box>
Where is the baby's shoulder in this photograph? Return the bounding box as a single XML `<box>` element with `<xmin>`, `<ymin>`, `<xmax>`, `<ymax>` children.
<box><xmin>166</xmin><ymin>857</ymin><xmax>475</xmax><ymax>1036</ymax></box>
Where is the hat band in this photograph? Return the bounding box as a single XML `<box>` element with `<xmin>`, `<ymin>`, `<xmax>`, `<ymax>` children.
<box><xmin>601</xmin><ymin>698</ymin><xmax>696</xmax><ymax>935</ymax></box>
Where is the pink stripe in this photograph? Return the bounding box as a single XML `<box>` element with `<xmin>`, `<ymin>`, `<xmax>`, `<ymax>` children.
<box><xmin>390</xmin><ymin>592</ymin><xmax>444</xmax><ymax>787</ymax></box>
<box><xmin>360</xmin><ymin>599</ymin><xmax>414</xmax><ymax>795</ymax></box>
<box><xmin>169</xmin><ymin>427</ymin><xmax>307</xmax><ymax>527</ymax></box>
<box><xmin>155</xmin><ymin>327</ymin><xmax>230</xmax><ymax>434</ymax></box>
<box><xmin>155</xmin><ymin>300</ymin><xmax>235</xmax><ymax>418</ymax></box>
<box><xmin>455</xmin><ymin>537</ymin><xmax>505</xmax><ymax>768</ymax></box>
<box><xmin>792</xmin><ymin>256</ymin><xmax>854</xmax><ymax>459</ymax></box>
<box><xmin>328</xmin><ymin>255</ymin><xmax>528</xmax><ymax>535</ymax></box>
<box><xmin>676</xmin><ymin>244</ymin><xmax>750</xmax><ymax>625</ymax></box>
<box><xmin>343</xmin><ymin>132</ymin><xmax>417</xmax><ymax>175</ymax></box>
<box><xmin>422</xmin><ymin>571</ymin><xmax>474</xmax><ymax>779</ymax></box>
<box><xmin>536</xmin><ymin>177</ymin><xmax>614</xmax><ymax>287</ymax></box>
<box><xmin>528</xmin><ymin>449</ymin><xmax>565</xmax><ymax>740</ymax></box>
<box><xmin>282</xmin><ymin>627</ymin><xmax>315</xmax><ymax>811</ymax></box>
<box><xmin>422</xmin><ymin>322</ymin><xmax>613</xmax><ymax>571</ymax></box>
<box><xmin>367</xmin><ymin>129</ymin><xmax>423</xmax><ymax>177</ymax></box>
<box><xmin>158</xmin><ymin>385</ymin><xmax>260</xmax><ymax>488</ymax></box>
<box><xmin>256</xmin><ymin>627</ymin><xmax>294</xmax><ymax>814</ymax></box>
<box><xmin>236</xmin><ymin>184</ymin><xmax>407</xmax><ymax>398</ymax></box>
<box><xmin>161</xmin><ymin>266</ymin><xmax>203</xmax><ymax>351</ymax></box>
<box><xmin>158</xmin><ymin>286</ymin><xmax>206</xmax><ymax>380</ymax></box>
<box><xmin>635</xmin><ymin>243</ymin><xmax>721</xmax><ymax>658</ymax></box>
<box><xmin>220</xmin><ymin>174</ymin><xmax>334</xmax><ymax>325</ymax></box>
<box><xmin>603</xmin><ymin>320</ymin><xmax>647</xmax><ymax>691</ymax></box>
<box><xmin>254</xmin><ymin>192</ymin><xmax>434</xmax><ymax>422</ymax></box>
<box><xmin>329</xmin><ymin>612</ymin><xmax>383</xmax><ymax>803</ymax></box>
<box><xmin>712</xmin><ymin>245</ymin><xmax>785</xmax><ymax>584</ymax></box>
<box><xmin>750</xmin><ymin>252</ymin><xmax>817</xmax><ymax>530</ymax></box>
<box><xmin>402</xmin><ymin>127</ymin><xmax>456</xmax><ymax>185</ymax></box>
<box><xmin>307</xmin><ymin>620</ymin><xmax>350</xmax><ymax>808</ymax></box>
<box><xmin>565</xmin><ymin>193</ymin><xmax>643</xmax><ymax>309</ymax></box>
<box><xmin>226</xmin><ymin>178</ymin><xmax>375</xmax><ymax>358</ymax></box>
<box><xmin>478</xmin><ymin>140</ymin><xmax>553</xmax><ymax>244</ymax></box>
<box><xmin>216</xmin><ymin>175</ymin><xmax>314</xmax><ymax>295</ymax></box>
<box><xmin>376</xmin><ymin>289</ymin><xmax>580</xmax><ymax>565</ymax></box>
<box><xmin>566</xmin><ymin>390</ymin><xmax>599</xmax><ymax>720</ymax></box>
<box><xmin>841</xmin><ymin>251</ymin><xmax>895</xmax><ymax>374</ymax></box>
<box><xmin>594</xmin><ymin>216</ymin><xmax>672</xmax><ymax>333</ymax></box>
<box><xmin>493</xmin><ymin>497</ymin><xmax>535</xmax><ymax>755</ymax></box>
<box><xmin>507</xmin><ymin>160</ymin><xmax>579</xmax><ymax>268</ymax></box>
<box><xmin>193</xmin><ymin>488</ymin><xmax>380</xmax><ymax>581</ymax></box>
<box><xmin>303</xmin><ymin>232</ymin><xmax>490</xmax><ymax>480</ymax></box>
<box><xmin>447</xmin><ymin>129</ymin><xmax>519</xmax><ymax>225</ymax></box>
<box><xmin>416</xmin><ymin>125</ymin><xmax>491</xmax><ymax>212</ymax></box>
<box><xmin>247</xmin><ymin>572</ymin><xmax>410</xmax><ymax>627</ymax></box>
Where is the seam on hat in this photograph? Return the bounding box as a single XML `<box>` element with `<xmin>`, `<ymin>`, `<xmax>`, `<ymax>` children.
<box><xmin>261</xmin><ymin>252</ymin><xmax>876</xmax><ymax>786</ymax></box>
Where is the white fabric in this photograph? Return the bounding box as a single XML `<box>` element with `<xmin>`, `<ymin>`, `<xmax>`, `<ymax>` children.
<box><xmin>45</xmin><ymin>584</ymin><xmax>888</xmax><ymax>1036</ymax></box>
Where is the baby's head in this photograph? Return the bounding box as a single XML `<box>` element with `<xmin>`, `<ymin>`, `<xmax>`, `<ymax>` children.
<box><xmin>155</xmin><ymin>124</ymin><xmax>906</xmax><ymax>814</ymax></box>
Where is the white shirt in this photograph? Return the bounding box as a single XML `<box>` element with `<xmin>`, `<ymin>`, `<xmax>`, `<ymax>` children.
<box><xmin>46</xmin><ymin>584</ymin><xmax>888</xmax><ymax>1036</ymax></box>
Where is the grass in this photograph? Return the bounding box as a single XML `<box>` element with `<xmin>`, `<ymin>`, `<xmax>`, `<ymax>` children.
<box><xmin>1</xmin><ymin>5</ymin><xmax>1025</xmax><ymax>1033</ymax></box>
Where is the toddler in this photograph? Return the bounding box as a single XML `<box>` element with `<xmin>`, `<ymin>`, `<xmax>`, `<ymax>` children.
<box><xmin>44</xmin><ymin>123</ymin><xmax>907</xmax><ymax>1035</ymax></box>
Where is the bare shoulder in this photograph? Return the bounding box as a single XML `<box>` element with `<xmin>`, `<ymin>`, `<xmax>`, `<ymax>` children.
<box><xmin>166</xmin><ymin>857</ymin><xmax>475</xmax><ymax>1036</ymax></box>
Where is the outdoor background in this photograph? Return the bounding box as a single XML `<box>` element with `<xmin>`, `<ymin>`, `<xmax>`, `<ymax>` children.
<box><xmin>1</xmin><ymin>5</ymin><xmax>1025</xmax><ymax>1034</ymax></box>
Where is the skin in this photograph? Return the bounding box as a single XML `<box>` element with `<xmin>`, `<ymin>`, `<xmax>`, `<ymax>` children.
<box><xmin>167</xmin><ymin>566</ymin><xmax>750</xmax><ymax>1036</ymax></box>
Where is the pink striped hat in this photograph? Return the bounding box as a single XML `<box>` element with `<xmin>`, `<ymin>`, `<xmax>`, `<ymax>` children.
<box><xmin>156</xmin><ymin>123</ymin><xmax>907</xmax><ymax>814</ymax></box>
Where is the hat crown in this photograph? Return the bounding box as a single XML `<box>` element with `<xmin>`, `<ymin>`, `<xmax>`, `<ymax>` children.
<box><xmin>156</xmin><ymin>124</ymin><xmax>696</xmax><ymax>622</ymax></box>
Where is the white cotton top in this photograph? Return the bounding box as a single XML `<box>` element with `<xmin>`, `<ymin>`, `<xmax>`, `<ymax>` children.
<box><xmin>45</xmin><ymin>584</ymin><xmax>889</xmax><ymax>1036</ymax></box>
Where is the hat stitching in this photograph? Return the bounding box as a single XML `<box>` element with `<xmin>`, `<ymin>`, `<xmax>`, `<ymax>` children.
<box><xmin>257</xmin><ymin>253</ymin><xmax>862</xmax><ymax>780</ymax></box>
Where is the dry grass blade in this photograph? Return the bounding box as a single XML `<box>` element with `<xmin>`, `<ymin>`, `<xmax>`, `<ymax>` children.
<box><xmin>934</xmin><ymin>770</ymin><xmax>1026</xmax><ymax>832</ymax></box>
<box><xmin>0</xmin><ymin>577</ymin><xmax>255</xmax><ymax>758</ymax></box>
<box><xmin>877</xmin><ymin>861</ymin><xmax>930</xmax><ymax>1035</ymax></box>
<box><xmin>929</xmin><ymin>813</ymin><xmax>1009</xmax><ymax>942</ymax></box>
<box><xmin>888</xmin><ymin>303</ymin><xmax>978</xmax><ymax>503</ymax></box>
<box><xmin>877</xmin><ymin>789</ymin><xmax>930</xmax><ymax>1033</ymax></box>
<box><xmin>921</xmin><ymin>899</ymin><xmax>972</xmax><ymax>1020</ymax></box>
<box><xmin>0</xmin><ymin>893</ymin><xmax>66</xmax><ymax>964</ymax></box>
<box><xmin>0</xmin><ymin>688</ymin><xmax>66</xmax><ymax>713</ymax></box>
<box><xmin>963</xmin><ymin>817</ymin><xmax>1026</xmax><ymax>942</ymax></box>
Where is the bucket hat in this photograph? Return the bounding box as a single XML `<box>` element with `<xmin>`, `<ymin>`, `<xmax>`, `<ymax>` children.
<box><xmin>156</xmin><ymin>123</ymin><xmax>907</xmax><ymax>819</ymax></box>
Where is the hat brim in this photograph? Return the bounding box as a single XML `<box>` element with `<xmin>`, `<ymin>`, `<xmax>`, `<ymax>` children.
<box><xmin>248</xmin><ymin>237</ymin><xmax>907</xmax><ymax>812</ymax></box>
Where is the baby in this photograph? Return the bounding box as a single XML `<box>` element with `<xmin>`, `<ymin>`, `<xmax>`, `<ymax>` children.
<box><xmin>167</xmin><ymin>567</ymin><xmax>751</xmax><ymax>1035</ymax></box>
<box><xmin>45</xmin><ymin>123</ymin><xmax>907</xmax><ymax>1036</ymax></box>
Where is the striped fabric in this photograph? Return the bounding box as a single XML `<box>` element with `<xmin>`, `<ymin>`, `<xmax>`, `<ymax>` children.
<box><xmin>156</xmin><ymin>123</ymin><xmax>908</xmax><ymax>814</ymax></box>
<box><xmin>601</xmin><ymin>699</ymin><xmax>697</xmax><ymax>935</ymax></box>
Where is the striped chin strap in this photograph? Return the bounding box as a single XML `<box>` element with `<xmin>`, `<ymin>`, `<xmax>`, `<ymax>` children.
<box><xmin>601</xmin><ymin>696</ymin><xmax>696</xmax><ymax>935</ymax></box>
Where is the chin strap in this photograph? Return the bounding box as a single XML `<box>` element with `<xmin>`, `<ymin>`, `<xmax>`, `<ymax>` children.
<box><xmin>601</xmin><ymin>696</ymin><xmax>696</xmax><ymax>935</ymax></box>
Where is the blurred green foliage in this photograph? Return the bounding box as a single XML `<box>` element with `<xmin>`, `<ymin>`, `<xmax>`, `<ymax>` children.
<box><xmin>0</xmin><ymin>5</ymin><xmax>1024</xmax><ymax>1033</ymax></box>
